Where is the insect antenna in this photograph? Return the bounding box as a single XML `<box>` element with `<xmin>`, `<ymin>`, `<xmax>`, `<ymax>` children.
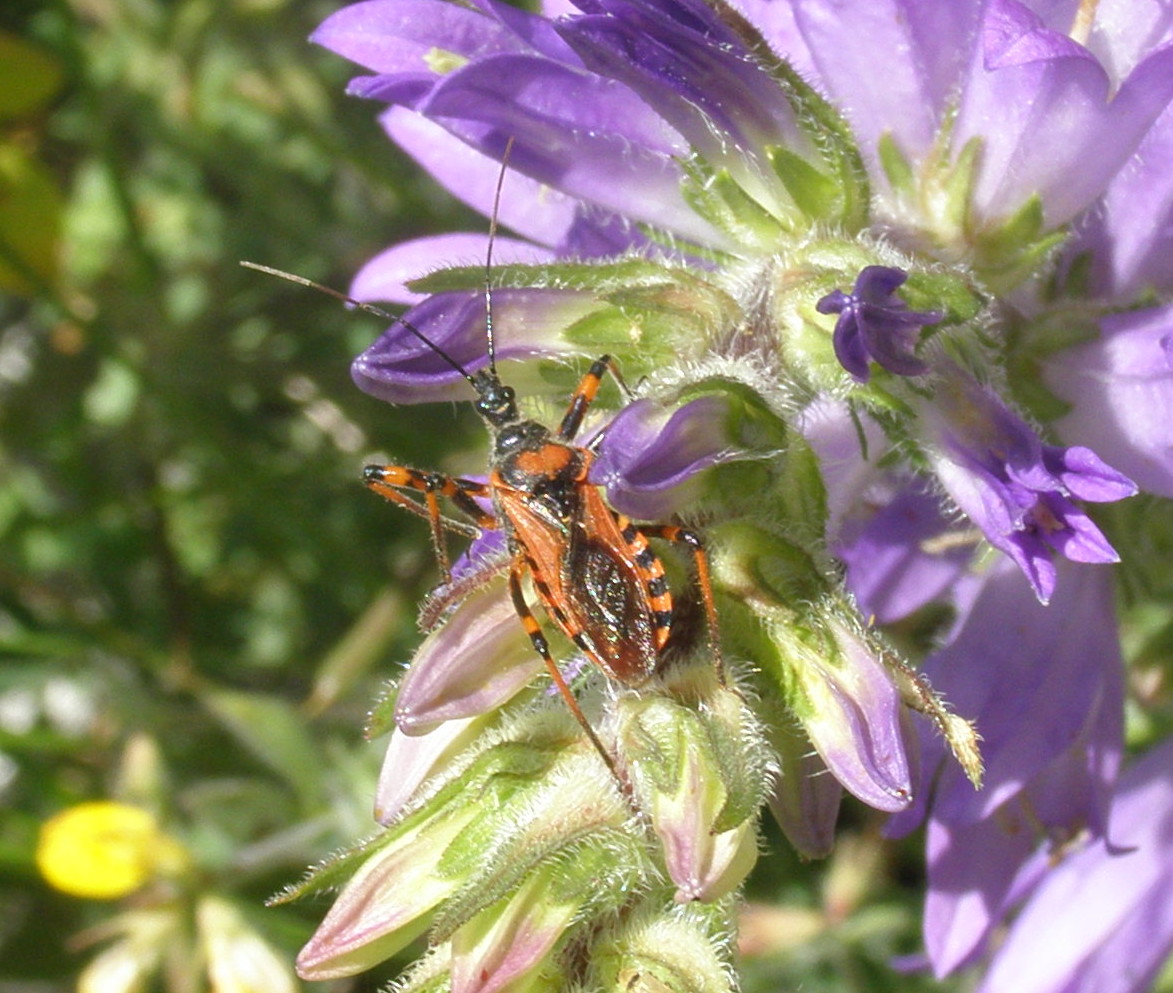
<box><xmin>240</xmin><ymin>261</ymin><xmax>478</xmax><ymax>389</ymax></box>
<box><xmin>483</xmin><ymin>136</ymin><xmax>515</xmax><ymax>380</ymax></box>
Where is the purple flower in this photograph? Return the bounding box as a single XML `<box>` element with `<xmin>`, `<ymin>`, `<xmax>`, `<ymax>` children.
<box><xmin>888</xmin><ymin>558</ymin><xmax>1124</xmax><ymax>976</ymax></box>
<box><xmin>1045</xmin><ymin>303</ymin><xmax>1173</xmax><ymax>499</ymax></box>
<box><xmin>1071</xmin><ymin>102</ymin><xmax>1173</xmax><ymax>300</ymax></box>
<box><xmin>590</xmin><ymin>393</ymin><xmax>767</xmax><ymax>519</ymax></box>
<box><xmin>815</xmin><ymin>266</ymin><xmax>940</xmax><ymax>381</ymax></box>
<box><xmin>393</xmin><ymin>533</ymin><xmax>543</xmax><ymax>734</ymax></box>
<box><xmin>785</xmin><ymin>0</ymin><xmax>1173</xmax><ymax>233</ymax></box>
<box><xmin>974</xmin><ymin>737</ymin><xmax>1173</xmax><ymax>993</ymax></box>
<box><xmin>922</xmin><ymin>366</ymin><xmax>1136</xmax><ymax>603</ymax></box>
<box><xmin>306</xmin><ymin>0</ymin><xmax>1173</xmax><ymax>989</ymax></box>
<box><xmin>835</xmin><ymin>480</ymin><xmax>976</xmax><ymax>624</ymax></box>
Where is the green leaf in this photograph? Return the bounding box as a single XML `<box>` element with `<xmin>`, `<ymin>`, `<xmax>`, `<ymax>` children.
<box><xmin>200</xmin><ymin>687</ymin><xmax>326</xmax><ymax>809</ymax></box>
<box><xmin>0</xmin><ymin>143</ymin><xmax>63</xmax><ymax>296</ymax></box>
<box><xmin>0</xmin><ymin>32</ymin><xmax>65</xmax><ymax>120</ymax></box>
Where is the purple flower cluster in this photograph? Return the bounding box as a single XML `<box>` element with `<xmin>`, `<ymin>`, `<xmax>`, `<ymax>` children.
<box><xmin>301</xmin><ymin>0</ymin><xmax>1173</xmax><ymax>990</ymax></box>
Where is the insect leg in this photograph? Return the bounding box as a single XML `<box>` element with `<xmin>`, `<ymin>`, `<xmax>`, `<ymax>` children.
<box><xmin>557</xmin><ymin>354</ymin><xmax>628</xmax><ymax>442</ymax></box>
<box><xmin>639</xmin><ymin>524</ymin><xmax>726</xmax><ymax>686</ymax></box>
<box><xmin>363</xmin><ymin>465</ymin><xmax>495</xmax><ymax>582</ymax></box>
<box><xmin>508</xmin><ymin>567</ymin><xmax>618</xmax><ymax>777</ymax></box>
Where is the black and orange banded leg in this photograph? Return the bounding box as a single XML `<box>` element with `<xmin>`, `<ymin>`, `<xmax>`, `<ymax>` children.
<box><xmin>363</xmin><ymin>464</ymin><xmax>496</xmax><ymax>581</ymax></box>
<box><xmin>614</xmin><ymin>515</ymin><xmax>674</xmax><ymax>652</ymax></box>
<box><xmin>508</xmin><ymin>567</ymin><xmax>618</xmax><ymax>777</ymax></box>
<box><xmin>639</xmin><ymin>524</ymin><xmax>727</xmax><ymax>686</ymax></box>
<box><xmin>557</xmin><ymin>354</ymin><xmax>628</xmax><ymax>442</ymax></box>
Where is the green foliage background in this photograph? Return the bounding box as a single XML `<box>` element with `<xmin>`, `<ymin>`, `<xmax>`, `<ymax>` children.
<box><xmin>0</xmin><ymin>2</ymin><xmax>949</xmax><ymax>991</ymax></box>
<box><xmin>0</xmin><ymin>0</ymin><xmax>495</xmax><ymax>986</ymax></box>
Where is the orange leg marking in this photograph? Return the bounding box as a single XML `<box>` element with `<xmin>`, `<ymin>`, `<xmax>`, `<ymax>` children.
<box><xmin>363</xmin><ymin>464</ymin><xmax>495</xmax><ymax>582</ymax></box>
<box><xmin>558</xmin><ymin>354</ymin><xmax>628</xmax><ymax>441</ymax></box>
<box><xmin>640</xmin><ymin>524</ymin><xmax>726</xmax><ymax>686</ymax></box>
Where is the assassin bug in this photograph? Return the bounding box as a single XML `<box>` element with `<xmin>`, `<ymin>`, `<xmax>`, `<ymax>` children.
<box><xmin>245</xmin><ymin>155</ymin><xmax>724</xmax><ymax>776</ymax></box>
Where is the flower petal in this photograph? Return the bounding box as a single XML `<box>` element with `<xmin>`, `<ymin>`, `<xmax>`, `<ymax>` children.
<box><xmin>395</xmin><ymin>577</ymin><xmax>543</xmax><ymax>735</ymax></box>
<box><xmin>1046</xmin><ymin>303</ymin><xmax>1173</xmax><ymax>498</ymax></box>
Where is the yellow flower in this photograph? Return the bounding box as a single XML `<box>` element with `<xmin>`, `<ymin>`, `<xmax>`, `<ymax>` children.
<box><xmin>36</xmin><ymin>801</ymin><xmax>187</xmax><ymax>899</ymax></box>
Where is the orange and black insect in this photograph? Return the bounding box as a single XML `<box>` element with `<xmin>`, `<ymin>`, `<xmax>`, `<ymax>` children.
<box><xmin>363</xmin><ymin>346</ymin><xmax>726</xmax><ymax>771</ymax></box>
<box><xmin>245</xmin><ymin>159</ymin><xmax>724</xmax><ymax>775</ymax></box>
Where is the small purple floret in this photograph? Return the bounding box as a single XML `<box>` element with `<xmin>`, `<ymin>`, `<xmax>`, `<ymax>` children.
<box><xmin>927</xmin><ymin>369</ymin><xmax>1137</xmax><ymax>603</ymax></box>
<box><xmin>816</xmin><ymin>266</ymin><xmax>941</xmax><ymax>381</ymax></box>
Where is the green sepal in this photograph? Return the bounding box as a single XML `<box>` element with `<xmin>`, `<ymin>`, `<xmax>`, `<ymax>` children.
<box><xmin>1004</xmin><ymin>305</ymin><xmax>1103</xmax><ymax>421</ymax></box>
<box><xmin>704</xmin><ymin>689</ymin><xmax>773</xmax><ymax>834</ymax></box>
<box><xmin>387</xmin><ymin>946</ymin><xmax>452</xmax><ymax>993</ymax></box>
<box><xmin>550</xmin><ymin>303</ymin><xmax>699</xmax><ymax>382</ymax></box>
<box><xmin>268</xmin><ymin>737</ymin><xmax>560</xmax><ymax>905</ymax></box>
<box><xmin>901</xmin><ymin>269</ymin><xmax>985</xmax><ymax>328</ymax></box>
<box><xmin>430</xmin><ymin>743</ymin><xmax>635</xmax><ymax>940</ymax></box>
<box><xmin>266</xmin><ymin>827</ymin><xmax>398</xmax><ymax>906</ymax></box>
<box><xmin>363</xmin><ymin>678</ymin><xmax>399</xmax><ymax>740</ymax></box>
<box><xmin>680</xmin><ymin>154</ymin><xmax>791</xmax><ymax>247</ymax></box>
<box><xmin>411</xmin><ymin>257</ymin><xmax>734</xmax><ymax>372</ymax></box>
<box><xmin>877</xmin><ymin>131</ymin><xmax>915</xmax><ymax>199</ymax></box>
<box><xmin>542</xmin><ymin>831</ymin><xmax>652</xmax><ymax>910</ymax></box>
<box><xmin>938</xmin><ymin>135</ymin><xmax>982</xmax><ymax>242</ymax></box>
<box><xmin>766</xmin><ymin>145</ymin><xmax>843</xmax><ymax>227</ymax></box>
<box><xmin>766</xmin><ymin>60</ymin><xmax>871</xmax><ymax>231</ymax></box>
<box><xmin>687</xmin><ymin>0</ymin><xmax>869</xmax><ymax>230</ymax></box>
<box><xmin>408</xmin><ymin>258</ymin><xmax>714</xmax><ymax>297</ymax></box>
<box><xmin>711</xmin><ymin>521</ymin><xmax>828</xmax><ymax>620</ymax></box>
<box><xmin>676</xmin><ymin>375</ymin><xmax>790</xmax><ymax>454</ymax></box>
<box><xmin>590</xmin><ymin>901</ymin><xmax>738</xmax><ymax>993</ymax></box>
<box><xmin>971</xmin><ymin>192</ymin><xmax>1069</xmax><ymax>292</ymax></box>
<box><xmin>775</xmin><ymin>432</ymin><xmax>828</xmax><ymax>551</ymax></box>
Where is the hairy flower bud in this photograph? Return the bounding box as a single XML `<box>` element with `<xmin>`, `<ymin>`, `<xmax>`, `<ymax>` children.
<box><xmin>296</xmin><ymin>806</ymin><xmax>479</xmax><ymax>979</ymax></box>
<box><xmin>618</xmin><ymin>682</ymin><xmax>766</xmax><ymax>902</ymax></box>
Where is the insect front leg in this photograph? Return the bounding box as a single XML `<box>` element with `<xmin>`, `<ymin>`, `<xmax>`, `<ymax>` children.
<box><xmin>639</xmin><ymin>524</ymin><xmax>727</xmax><ymax>686</ymax></box>
<box><xmin>363</xmin><ymin>464</ymin><xmax>495</xmax><ymax>582</ymax></box>
<box><xmin>557</xmin><ymin>354</ymin><xmax>628</xmax><ymax>442</ymax></box>
<box><xmin>507</xmin><ymin>567</ymin><xmax>619</xmax><ymax>778</ymax></box>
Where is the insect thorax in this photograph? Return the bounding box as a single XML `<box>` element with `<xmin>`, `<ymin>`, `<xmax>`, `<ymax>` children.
<box><xmin>493</xmin><ymin>425</ymin><xmax>587</xmax><ymax>520</ymax></box>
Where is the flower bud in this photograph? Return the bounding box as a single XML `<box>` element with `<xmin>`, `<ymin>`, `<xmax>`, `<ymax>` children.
<box><xmin>590</xmin><ymin>904</ymin><xmax>736</xmax><ymax>993</ymax></box>
<box><xmin>395</xmin><ymin>576</ymin><xmax>543</xmax><ymax>735</ymax></box>
<box><xmin>375</xmin><ymin>716</ymin><xmax>484</xmax><ymax>825</ymax></box>
<box><xmin>296</xmin><ymin>805</ymin><xmax>480</xmax><ymax>979</ymax></box>
<box><xmin>618</xmin><ymin>684</ymin><xmax>765</xmax><ymax>902</ymax></box>
<box><xmin>449</xmin><ymin>863</ymin><xmax>582</xmax><ymax>993</ymax></box>
<box><xmin>766</xmin><ymin>721</ymin><xmax>843</xmax><ymax>860</ymax></box>
<box><xmin>776</xmin><ymin>614</ymin><xmax>914</xmax><ymax>813</ymax></box>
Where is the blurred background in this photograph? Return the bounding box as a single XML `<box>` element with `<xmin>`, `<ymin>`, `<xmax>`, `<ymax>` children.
<box><xmin>0</xmin><ymin>0</ymin><xmax>494</xmax><ymax>987</ymax></box>
<box><xmin>0</xmin><ymin>2</ymin><xmax>936</xmax><ymax>991</ymax></box>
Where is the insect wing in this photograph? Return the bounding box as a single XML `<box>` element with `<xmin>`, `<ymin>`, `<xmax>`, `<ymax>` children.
<box><xmin>498</xmin><ymin>482</ymin><xmax>663</xmax><ymax>686</ymax></box>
